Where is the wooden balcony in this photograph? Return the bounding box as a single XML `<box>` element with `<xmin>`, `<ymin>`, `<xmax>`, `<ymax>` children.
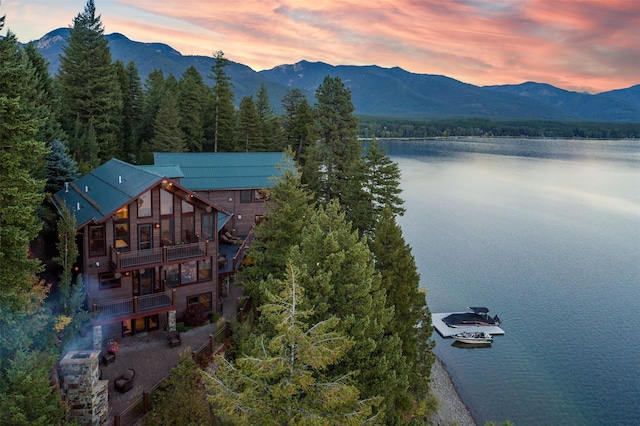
<box><xmin>90</xmin><ymin>286</ymin><xmax>176</xmax><ymax>323</ymax></box>
<box><xmin>109</xmin><ymin>241</ymin><xmax>212</xmax><ymax>272</ymax></box>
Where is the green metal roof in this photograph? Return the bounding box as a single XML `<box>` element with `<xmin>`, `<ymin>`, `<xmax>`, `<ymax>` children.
<box><xmin>152</xmin><ymin>152</ymin><xmax>288</xmax><ymax>190</ymax></box>
<box><xmin>52</xmin><ymin>158</ymin><xmax>164</xmax><ymax>227</ymax></box>
<box><xmin>137</xmin><ymin>164</ymin><xmax>184</xmax><ymax>179</ymax></box>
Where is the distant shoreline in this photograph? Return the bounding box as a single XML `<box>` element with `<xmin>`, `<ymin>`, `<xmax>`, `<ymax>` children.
<box><xmin>429</xmin><ymin>356</ymin><xmax>477</xmax><ymax>426</ymax></box>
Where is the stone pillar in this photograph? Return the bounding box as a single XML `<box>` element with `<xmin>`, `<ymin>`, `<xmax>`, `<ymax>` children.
<box><xmin>93</xmin><ymin>325</ymin><xmax>103</xmax><ymax>350</ymax></box>
<box><xmin>168</xmin><ymin>310</ymin><xmax>177</xmax><ymax>331</ymax></box>
<box><xmin>59</xmin><ymin>351</ymin><xmax>109</xmax><ymax>426</ymax></box>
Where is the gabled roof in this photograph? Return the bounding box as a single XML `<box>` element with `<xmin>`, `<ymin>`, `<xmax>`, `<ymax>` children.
<box><xmin>52</xmin><ymin>158</ymin><xmax>164</xmax><ymax>228</ymax></box>
<box><xmin>152</xmin><ymin>152</ymin><xmax>288</xmax><ymax>191</ymax></box>
<box><xmin>52</xmin><ymin>158</ymin><xmax>232</xmax><ymax>229</ymax></box>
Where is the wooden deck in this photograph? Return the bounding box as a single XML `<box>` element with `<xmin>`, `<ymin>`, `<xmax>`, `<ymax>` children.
<box><xmin>432</xmin><ymin>312</ymin><xmax>505</xmax><ymax>337</ymax></box>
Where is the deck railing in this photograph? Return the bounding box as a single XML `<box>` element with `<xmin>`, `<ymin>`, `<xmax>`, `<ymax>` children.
<box><xmin>109</xmin><ymin>241</ymin><xmax>211</xmax><ymax>271</ymax></box>
<box><xmin>232</xmin><ymin>229</ymin><xmax>254</xmax><ymax>271</ymax></box>
<box><xmin>90</xmin><ymin>287</ymin><xmax>175</xmax><ymax>320</ymax></box>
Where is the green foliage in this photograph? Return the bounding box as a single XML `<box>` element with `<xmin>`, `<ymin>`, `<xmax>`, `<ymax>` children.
<box><xmin>0</xmin><ymin>350</ymin><xmax>68</xmax><ymax>426</ymax></box>
<box><xmin>209</xmin><ymin>50</ymin><xmax>235</xmax><ymax>152</ymax></box>
<box><xmin>150</xmin><ymin>91</ymin><xmax>186</xmax><ymax>152</ymax></box>
<box><xmin>114</xmin><ymin>60</ymin><xmax>144</xmax><ymax>160</ymax></box>
<box><xmin>255</xmin><ymin>83</ymin><xmax>281</xmax><ymax>151</ymax></box>
<box><xmin>45</xmin><ymin>139</ymin><xmax>79</xmax><ymax>194</ymax></box>
<box><xmin>57</xmin><ymin>0</ymin><xmax>123</xmax><ymax>163</ymax></box>
<box><xmin>178</xmin><ymin>66</ymin><xmax>207</xmax><ymax>152</ymax></box>
<box><xmin>235</xmin><ymin>95</ymin><xmax>262</xmax><ymax>151</ymax></box>
<box><xmin>0</xmin><ymin>30</ymin><xmax>48</xmax><ymax>314</ymax></box>
<box><xmin>364</xmin><ymin>139</ymin><xmax>406</xmax><ymax>220</ymax></box>
<box><xmin>145</xmin><ymin>356</ymin><xmax>212</xmax><ymax>426</ymax></box>
<box><xmin>204</xmin><ymin>264</ymin><xmax>380</xmax><ymax>425</ymax></box>
<box><xmin>281</xmin><ymin>88</ymin><xmax>315</xmax><ymax>163</ymax></box>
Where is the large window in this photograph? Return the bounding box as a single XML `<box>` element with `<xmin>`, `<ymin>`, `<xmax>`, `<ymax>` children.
<box><xmin>114</xmin><ymin>222</ymin><xmax>129</xmax><ymax>251</ymax></box>
<box><xmin>160</xmin><ymin>189</ymin><xmax>173</xmax><ymax>215</ymax></box>
<box><xmin>138</xmin><ymin>224</ymin><xmax>152</xmax><ymax>250</ymax></box>
<box><xmin>198</xmin><ymin>258</ymin><xmax>212</xmax><ymax>281</ymax></box>
<box><xmin>115</xmin><ymin>205</ymin><xmax>129</xmax><ymax>219</ymax></box>
<box><xmin>201</xmin><ymin>214</ymin><xmax>214</xmax><ymax>241</ymax></box>
<box><xmin>164</xmin><ymin>264</ymin><xmax>180</xmax><ymax>287</ymax></box>
<box><xmin>181</xmin><ymin>261</ymin><xmax>198</xmax><ymax>284</ymax></box>
<box><xmin>181</xmin><ymin>200</ymin><xmax>194</xmax><ymax>213</ymax></box>
<box><xmin>138</xmin><ymin>191</ymin><xmax>152</xmax><ymax>217</ymax></box>
<box><xmin>181</xmin><ymin>215</ymin><xmax>195</xmax><ymax>243</ymax></box>
<box><xmin>89</xmin><ymin>225</ymin><xmax>105</xmax><ymax>256</ymax></box>
<box><xmin>188</xmin><ymin>292</ymin><xmax>212</xmax><ymax>311</ymax></box>
<box><xmin>161</xmin><ymin>218</ymin><xmax>174</xmax><ymax>246</ymax></box>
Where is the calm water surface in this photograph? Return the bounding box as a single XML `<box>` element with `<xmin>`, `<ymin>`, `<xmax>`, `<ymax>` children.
<box><xmin>385</xmin><ymin>138</ymin><xmax>640</xmax><ymax>426</ymax></box>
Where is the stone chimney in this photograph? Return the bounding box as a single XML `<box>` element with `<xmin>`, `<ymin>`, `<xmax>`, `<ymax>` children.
<box><xmin>59</xmin><ymin>351</ymin><xmax>109</xmax><ymax>425</ymax></box>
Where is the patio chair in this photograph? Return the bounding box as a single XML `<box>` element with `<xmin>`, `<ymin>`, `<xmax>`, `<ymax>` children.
<box><xmin>220</xmin><ymin>234</ymin><xmax>242</xmax><ymax>245</ymax></box>
<box><xmin>167</xmin><ymin>330</ymin><xmax>181</xmax><ymax>347</ymax></box>
<box><xmin>100</xmin><ymin>348</ymin><xmax>115</xmax><ymax>366</ymax></box>
<box><xmin>224</xmin><ymin>231</ymin><xmax>242</xmax><ymax>241</ymax></box>
<box><xmin>114</xmin><ymin>368</ymin><xmax>135</xmax><ymax>393</ymax></box>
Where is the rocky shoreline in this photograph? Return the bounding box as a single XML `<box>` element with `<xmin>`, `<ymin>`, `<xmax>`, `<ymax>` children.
<box><xmin>429</xmin><ymin>357</ymin><xmax>477</xmax><ymax>426</ymax></box>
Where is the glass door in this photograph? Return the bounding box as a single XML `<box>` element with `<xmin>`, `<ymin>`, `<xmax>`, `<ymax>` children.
<box><xmin>138</xmin><ymin>224</ymin><xmax>152</xmax><ymax>250</ymax></box>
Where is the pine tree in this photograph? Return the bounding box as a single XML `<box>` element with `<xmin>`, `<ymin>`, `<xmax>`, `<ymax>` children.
<box><xmin>304</xmin><ymin>76</ymin><xmax>370</xmax><ymax>233</ymax></box>
<box><xmin>178</xmin><ymin>66</ymin><xmax>207</xmax><ymax>152</ymax></box>
<box><xmin>369</xmin><ymin>208</ymin><xmax>436</xmax><ymax>421</ymax></box>
<box><xmin>45</xmin><ymin>139</ymin><xmax>79</xmax><ymax>194</ymax></box>
<box><xmin>114</xmin><ymin>60</ymin><xmax>143</xmax><ymax>160</ymax></box>
<box><xmin>57</xmin><ymin>0</ymin><xmax>122</xmax><ymax>163</ymax></box>
<box><xmin>145</xmin><ymin>356</ymin><xmax>212</xmax><ymax>425</ymax></box>
<box><xmin>235</xmin><ymin>96</ymin><xmax>261</xmax><ymax>152</ymax></box>
<box><xmin>363</xmin><ymin>139</ymin><xmax>406</xmax><ymax>233</ymax></box>
<box><xmin>151</xmin><ymin>91</ymin><xmax>186</xmax><ymax>153</ymax></box>
<box><xmin>204</xmin><ymin>264</ymin><xmax>379</xmax><ymax>425</ymax></box>
<box><xmin>281</xmin><ymin>88</ymin><xmax>314</xmax><ymax>163</ymax></box>
<box><xmin>139</xmin><ymin>69</ymin><xmax>166</xmax><ymax>147</ymax></box>
<box><xmin>290</xmin><ymin>201</ymin><xmax>399</xmax><ymax>419</ymax></box>
<box><xmin>241</xmin><ymin>154</ymin><xmax>314</xmax><ymax>305</ymax></box>
<box><xmin>255</xmin><ymin>83</ymin><xmax>280</xmax><ymax>151</ymax></box>
<box><xmin>209</xmin><ymin>50</ymin><xmax>235</xmax><ymax>152</ymax></box>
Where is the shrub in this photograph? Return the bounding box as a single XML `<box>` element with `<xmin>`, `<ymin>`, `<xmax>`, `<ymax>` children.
<box><xmin>183</xmin><ymin>304</ymin><xmax>207</xmax><ymax>327</ymax></box>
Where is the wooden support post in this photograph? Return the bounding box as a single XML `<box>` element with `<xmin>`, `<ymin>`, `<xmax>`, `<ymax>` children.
<box><xmin>143</xmin><ymin>391</ymin><xmax>150</xmax><ymax>413</ymax></box>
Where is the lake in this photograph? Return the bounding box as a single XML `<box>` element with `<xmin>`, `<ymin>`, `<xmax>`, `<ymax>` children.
<box><xmin>384</xmin><ymin>138</ymin><xmax>640</xmax><ymax>426</ymax></box>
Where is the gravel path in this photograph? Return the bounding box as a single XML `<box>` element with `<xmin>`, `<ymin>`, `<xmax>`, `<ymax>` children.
<box><xmin>429</xmin><ymin>357</ymin><xmax>477</xmax><ymax>426</ymax></box>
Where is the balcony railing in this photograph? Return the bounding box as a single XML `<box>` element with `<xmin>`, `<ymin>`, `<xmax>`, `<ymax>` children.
<box><xmin>90</xmin><ymin>287</ymin><xmax>176</xmax><ymax>321</ymax></box>
<box><xmin>109</xmin><ymin>241</ymin><xmax>211</xmax><ymax>271</ymax></box>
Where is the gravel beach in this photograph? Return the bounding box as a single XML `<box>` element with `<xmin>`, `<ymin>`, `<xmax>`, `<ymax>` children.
<box><xmin>429</xmin><ymin>357</ymin><xmax>477</xmax><ymax>426</ymax></box>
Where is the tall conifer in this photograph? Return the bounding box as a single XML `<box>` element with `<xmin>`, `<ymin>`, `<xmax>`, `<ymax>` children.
<box><xmin>209</xmin><ymin>50</ymin><xmax>235</xmax><ymax>152</ymax></box>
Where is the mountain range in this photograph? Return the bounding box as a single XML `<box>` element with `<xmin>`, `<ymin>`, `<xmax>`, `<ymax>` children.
<box><xmin>33</xmin><ymin>28</ymin><xmax>640</xmax><ymax>122</ymax></box>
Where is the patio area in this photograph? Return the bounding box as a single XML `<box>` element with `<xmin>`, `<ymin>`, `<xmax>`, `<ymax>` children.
<box><xmin>99</xmin><ymin>280</ymin><xmax>244</xmax><ymax>419</ymax></box>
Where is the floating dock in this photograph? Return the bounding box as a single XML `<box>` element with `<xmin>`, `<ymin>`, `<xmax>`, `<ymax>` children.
<box><xmin>432</xmin><ymin>312</ymin><xmax>505</xmax><ymax>338</ymax></box>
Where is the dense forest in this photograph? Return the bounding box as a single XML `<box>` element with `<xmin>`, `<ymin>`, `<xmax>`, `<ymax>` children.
<box><xmin>359</xmin><ymin>116</ymin><xmax>640</xmax><ymax>139</ymax></box>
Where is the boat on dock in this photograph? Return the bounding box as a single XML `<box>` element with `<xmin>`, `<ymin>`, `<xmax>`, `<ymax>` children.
<box><xmin>442</xmin><ymin>307</ymin><xmax>500</xmax><ymax>328</ymax></box>
<box><xmin>453</xmin><ymin>331</ymin><xmax>493</xmax><ymax>345</ymax></box>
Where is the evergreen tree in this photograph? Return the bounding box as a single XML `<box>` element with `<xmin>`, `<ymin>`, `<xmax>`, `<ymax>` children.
<box><xmin>209</xmin><ymin>50</ymin><xmax>235</xmax><ymax>152</ymax></box>
<box><xmin>0</xmin><ymin>30</ymin><xmax>48</xmax><ymax>315</ymax></box>
<box><xmin>363</xmin><ymin>139</ymin><xmax>406</xmax><ymax>233</ymax></box>
<box><xmin>255</xmin><ymin>83</ymin><xmax>280</xmax><ymax>151</ymax></box>
<box><xmin>45</xmin><ymin>139</ymin><xmax>79</xmax><ymax>194</ymax></box>
<box><xmin>0</xmin><ymin>28</ymin><xmax>66</xmax><ymax>425</ymax></box>
<box><xmin>150</xmin><ymin>91</ymin><xmax>186</xmax><ymax>153</ymax></box>
<box><xmin>289</xmin><ymin>201</ymin><xmax>397</xmax><ymax>418</ymax></box>
<box><xmin>57</xmin><ymin>0</ymin><xmax>122</xmax><ymax>163</ymax></box>
<box><xmin>281</xmin><ymin>88</ymin><xmax>314</xmax><ymax>163</ymax></box>
<box><xmin>241</xmin><ymin>154</ymin><xmax>314</xmax><ymax>305</ymax></box>
<box><xmin>369</xmin><ymin>208</ymin><xmax>436</xmax><ymax>421</ymax></box>
<box><xmin>235</xmin><ymin>95</ymin><xmax>261</xmax><ymax>152</ymax></box>
<box><xmin>145</xmin><ymin>356</ymin><xmax>212</xmax><ymax>425</ymax></box>
<box><xmin>114</xmin><ymin>60</ymin><xmax>143</xmax><ymax>161</ymax></box>
<box><xmin>139</xmin><ymin>69</ymin><xmax>166</xmax><ymax>146</ymax></box>
<box><xmin>178</xmin><ymin>66</ymin><xmax>207</xmax><ymax>152</ymax></box>
<box><xmin>204</xmin><ymin>264</ymin><xmax>379</xmax><ymax>425</ymax></box>
<box><xmin>304</xmin><ymin>76</ymin><xmax>370</xmax><ymax>233</ymax></box>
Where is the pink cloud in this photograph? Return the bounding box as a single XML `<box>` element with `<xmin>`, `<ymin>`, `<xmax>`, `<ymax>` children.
<box><xmin>4</xmin><ymin>0</ymin><xmax>638</xmax><ymax>92</ymax></box>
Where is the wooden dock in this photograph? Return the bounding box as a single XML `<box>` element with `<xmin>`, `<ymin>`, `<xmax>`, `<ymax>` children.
<box><xmin>432</xmin><ymin>312</ymin><xmax>505</xmax><ymax>337</ymax></box>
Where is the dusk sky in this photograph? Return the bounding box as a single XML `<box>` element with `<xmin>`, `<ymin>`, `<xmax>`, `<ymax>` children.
<box><xmin>2</xmin><ymin>0</ymin><xmax>638</xmax><ymax>94</ymax></box>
